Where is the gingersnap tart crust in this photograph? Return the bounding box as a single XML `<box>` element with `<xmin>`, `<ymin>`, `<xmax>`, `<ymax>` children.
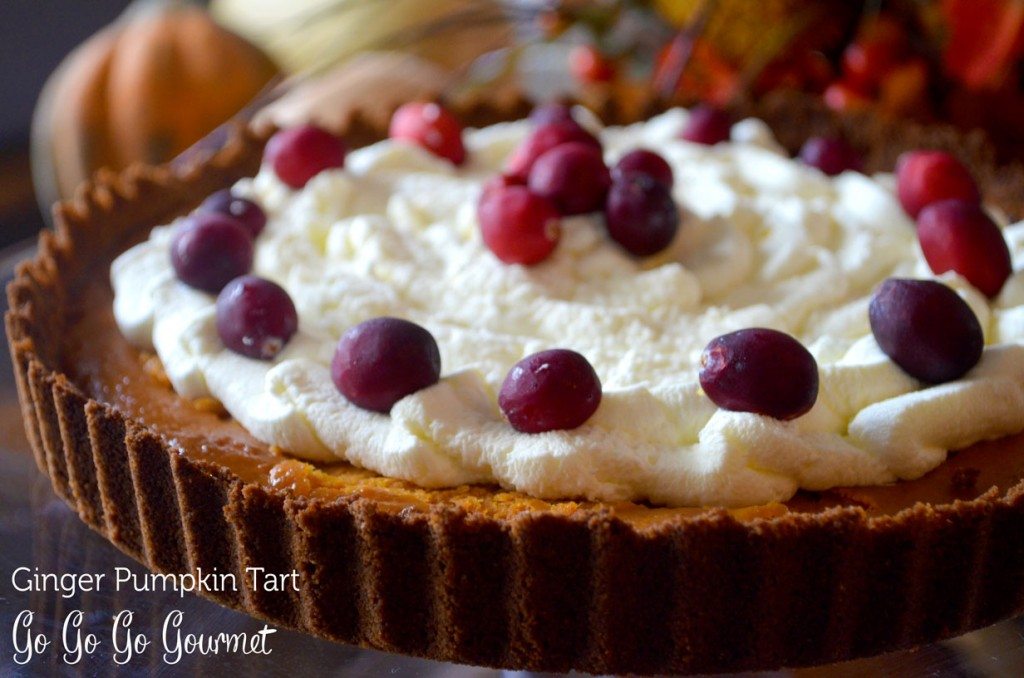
<box><xmin>8</xmin><ymin>93</ymin><xmax>1024</xmax><ymax>675</ymax></box>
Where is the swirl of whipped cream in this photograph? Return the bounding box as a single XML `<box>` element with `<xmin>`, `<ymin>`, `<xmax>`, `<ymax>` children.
<box><xmin>111</xmin><ymin>108</ymin><xmax>1024</xmax><ymax>507</ymax></box>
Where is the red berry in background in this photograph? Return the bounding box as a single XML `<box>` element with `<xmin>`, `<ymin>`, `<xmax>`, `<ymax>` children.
<box><xmin>611</xmin><ymin>149</ymin><xmax>674</xmax><ymax>188</ymax></box>
<box><xmin>823</xmin><ymin>80</ymin><xmax>872</xmax><ymax>112</ymax></box>
<box><xmin>896</xmin><ymin>150</ymin><xmax>980</xmax><ymax>218</ymax></box>
<box><xmin>569</xmin><ymin>44</ymin><xmax>615</xmax><ymax>83</ymax></box>
<box><xmin>332</xmin><ymin>317</ymin><xmax>442</xmax><ymax>414</ymax></box>
<box><xmin>841</xmin><ymin>39</ymin><xmax>899</xmax><ymax>91</ymax></box>
<box><xmin>216</xmin><ymin>275</ymin><xmax>298</xmax><ymax>360</ymax></box>
<box><xmin>798</xmin><ymin>137</ymin><xmax>863</xmax><ymax>176</ymax></box>
<box><xmin>680</xmin><ymin>104</ymin><xmax>732</xmax><ymax>145</ymax></box>
<box><xmin>200</xmin><ymin>189</ymin><xmax>268</xmax><ymax>238</ymax></box>
<box><xmin>528</xmin><ymin>142</ymin><xmax>611</xmax><ymax>215</ymax></box>
<box><xmin>389</xmin><ymin>102</ymin><xmax>466</xmax><ymax>166</ymax></box>
<box><xmin>699</xmin><ymin>328</ymin><xmax>819</xmax><ymax>420</ymax></box>
<box><xmin>916</xmin><ymin>200</ymin><xmax>1013</xmax><ymax>298</ymax></box>
<box><xmin>170</xmin><ymin>213</ymin><xmax>254</xmax><ymax>294</ymax></box>
<box><xmin>264</xmin><ymin>124</ymin><xmax>346</xmax><ymax>189</ymax></box>
<box><xmin>529</xmin><ymin>103</ymin><xmax>575</xmax><ymax>125</ymax></box>
<box><xmin>869</xmin><ymin>278</ymin><xmax>983</xmax><ymax>383</ymax></box>
<box><xmin>505</xmin><ymin>120</ymin><xmax>601</xmax><ymax>181</ymax></box>
<box><xmin>499</xmin><ymin>349</ymin><xmax>602</xmax><ymax>433</ymax></box>
<box><xmin>478</xmin><ymin>186</ymin><xmax>560</xmax><ymax>265</ymax></box>
<box><xmin>604</xmin><ymin>175</ymin><xmax>680</xmax><ymax>256</ymax></box>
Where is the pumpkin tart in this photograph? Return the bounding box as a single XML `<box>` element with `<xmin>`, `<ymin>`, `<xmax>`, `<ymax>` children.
<box><xmin>7</xmin><ymin>94</ymin><xmax>1024</xmax><ymax>674</ymax></box>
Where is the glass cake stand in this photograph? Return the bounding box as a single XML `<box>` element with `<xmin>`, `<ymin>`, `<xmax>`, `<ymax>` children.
<box><xmin>1</xmin><ymin>239</ymin><xmax>1022</xmax><ymax>677</ymax></box>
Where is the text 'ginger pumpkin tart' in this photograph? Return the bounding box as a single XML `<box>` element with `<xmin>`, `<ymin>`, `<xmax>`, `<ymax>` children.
<box><xmin>8</xmin><ymin>94</ymin><xmax>1024</xmax><ymax>674</ymax></box>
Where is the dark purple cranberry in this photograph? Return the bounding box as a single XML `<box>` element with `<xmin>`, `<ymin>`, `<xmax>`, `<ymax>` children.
<box><xmin>264</xmin><ymin>124</ymin><xmax>346</xmax><ymax>189</ymax></box>
<box><xmin>216</xmin><ymin>275</ymin><xmax>298</xmax><ymax>360</ymax></box>
<box><xmin>798</xmin><ymin>136</ymin><xmax>863</xmax><ymax>176</ymax></box>
<box><xmin>611</xmin><ymin>149</ymin><xmax>674</xmax><ymax>189</ymax></box>
<box><xmin>505</xmin><ymin>120</ymin><xmax>601</xmax><ymax>181</ymax></box>
<box><xmin>699</xmin><ymin>328</ymin><xmax>819</xmax><ymax>420</ymax></box>
<box><xmin>604</xmin><ymin>175</ymin><xmax>680</xmax><ymax>256</ymax></box>
<box><xmin>916</xmin><ymin>199</ymin><xmax>1012</xmax><ymax>298</ymax></box>
<box><xmin>170</xmin><ymin>213</ymin><xmax>254</xmax><ymax>294</ymax></box>
<box><xmin>200</xmin><ymin>189</ymin><xmax>267</xmax><ymax>238</ymax></box>
<box><xmin>499</xmin><ymin>349</ymin><xmax>602</xmax><ymax>433</ymax></box>
<box><xmin>529</xmin><ymin>103</ymin><xmax>575</xmax><ymax>126</ymax></box>
<box><xmin>868</xmin><ymin>278</ymin><xmax>983</xmax><ymax>383</ymax></box>
<box><xmin>331</xmin><ymin>317</ymin><xmax>441</xmax><ymax>413</ymax></box>
<box><xmin>680</xmin><ymin>104</ymin><xmax>732</xmax><ymax>145</ymax></box>
<box><xmin>527</xmin><ymin>142</ymin><xmax>611</xmax><ymax>215</ymax></box>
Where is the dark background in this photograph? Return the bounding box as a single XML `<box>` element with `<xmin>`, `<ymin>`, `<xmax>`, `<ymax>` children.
<box><xmin>0</xmin><ymin>1</ymin><xmax>132</xmax><ymax>249</ymax></box>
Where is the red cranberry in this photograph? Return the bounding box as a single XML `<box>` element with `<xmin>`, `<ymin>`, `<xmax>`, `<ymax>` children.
<box><xmin>265</xmin><ymin>124</ymin><xmax>346</xmax><ymax>189</ymax></box>
<box><xmin>216</xmin><ymin>275</ymin><xmax>298</xmax><ymax>360</ymax></box>
<box><xmin>611</xmin><ymin>149</ymin><xmax>674</xmax><ymax>188</ymax></box>
<box><xmin>200</xmin><ymin>189</ymin><xmax>267</xmax><ymax>238</ymax></box>
<box><xmin>823</xmin><ymin>80</ymin><xmax>872</xmax><ymax>112</ymax></box>
<box><xmin>869</xmin><ymin>278</ymin><xmax>983</xmax><ymax>383</ymax></box>
<box><xmin>478</xmin><ymin>186</ymin><xmax>560</xmax><ymax>265</ymax></box>
<box><xmin>170</xmin><ymin>213</ymin><xmax>254</xmax><ymax>294</ymax></box>
<box><xmin>896</xmin><ymin>150</ymin><xmax>980</xmax><ymax>218</ymax></box>
<box><xmin>798</xmin><ymin>137</ymin><xmax>863</xmax><ymax>176</ymax></box>
<box><xmin>917</xmin><ymin>200</ymin><xmax>1013</xmax><ymax>298</ymax></box>
<box><xmin>529</xmin><ymin>103</ymin><xmax>575</xmax><ymax>126</ymax></box>
<box><xmin>505</xmin><ymin>120</ymin><xmax>601</xmax><ymax>181</ymax></box>
<box><xmin>499</xmin><ymin>349</ymin><xmax>602</xmax><ymax>433</ymax></box>
<box><xmin>481</xmin><ymin>172</ymin><xmax>526</xmax><ymax>199</ymax></box>
<box><xmin>699</xmin><ymin>328</ymin><xmax>819</xmax><ymax>420</ymax></box>
<box><xmin>389</xmin><ymin>102</ymin><xmax>466</xmax><ymax>166</ymax></box>
<box><xmin>569</xmin><ymin>44</ymin><xmax>615</xmax><ymax>83</ymax></box>
<box><xmin>604</xmin><ymin>175</ymin><xmax>680</xmax><ymax>256</ymax></box>
<box><xmin>331</xmin><ymin>317</ymin><xmax>441</xmax><ymax>414</ymax></box>
<box><xmin>527</xmin><ymin>142</ymin><xmax>611</xmax><ymax>215</ymax></box>
<box><xmin>841</xmin><ymin>39</ymin><xmax>899</xmax><ymax>90</ymax></box>
<box><xmin>680</xmin><ymin>104</ymin><xmax>732</xmax><ymax>145</ymax></box>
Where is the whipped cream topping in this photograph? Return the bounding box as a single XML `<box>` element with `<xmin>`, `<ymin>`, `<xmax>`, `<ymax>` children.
<box><xmin>111</xmin><ymin>108</ymin><xmax>1024</xmax><ymax>507</ymax></box>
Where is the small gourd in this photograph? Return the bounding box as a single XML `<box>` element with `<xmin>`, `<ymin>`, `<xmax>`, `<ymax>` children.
<box><xmin>32</xmin><ymin>0</ymin><xmax>279</xmax><ymax>210</ymax></box>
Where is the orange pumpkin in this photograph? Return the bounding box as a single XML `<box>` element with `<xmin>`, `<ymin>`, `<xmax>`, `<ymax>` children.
<box><xmin>32</xmin><ymin>0</ymin><xmax>279</xmax><ymax>210</ymax></box>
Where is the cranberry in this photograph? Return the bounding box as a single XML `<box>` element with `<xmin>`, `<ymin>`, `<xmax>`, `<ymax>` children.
<box><xmin>822</xmin><ymin>80</ymin><xmax>872</xmax><ymax>113</ymax></box>
<box><xmin>569</xmin><ymin>44</ymin><xmax>615</xmax><ymax>83</ymax></box>
<box><xmin>680</xmin><ymin>104</ymin><xmax>731</xmax><ymax>145</ymax></box>
<box><xmin>896</xmin><ymin>150</ymin><xmax>980</xmax><ymax>219</ymax></box>
<box><xmin>200</xmin><ymin>189</ymin><xmax>267</xmax><ymax>238</ymax></box>
<box><xmin>611</xmin><ymin>149</ymin><xmax>674</xmax><ymax>188</ymax></box>
<box><xmin>604</xmin><ymin>175</ymin><xmax>680</xmax><ymax>256</ymax></box>
<box><xmin>216</xmin><ymin>275</ymin><xmax>298</xmax><ymax>360</ymax></box>
<box><xmin>699</xmin><ymin>328</ymin><xmax>819</xmax><ymax>420</ymax></box>
<box><xmin>331</xmin><ymin>317</ymin><xmax>441</xmax><ymax>413</ymax></box>
<box><xmin>265</xmin><ymin>124</ymin><xmax>346</xmax><ymax>189</ymax></box>
<box><xmin>798</xmin><ymin>136</ymin><xmax>863</xmax><ymax>176</ymax></box>
<box><xmin>917</xmin><ymin>200</ymin><xmax>1013</xmax><ymax>298</ymax></box>
<box><xmin>841</xmin><ymin>39</ymin><xmax>899</xmax><ymax>90</ymax></box>
<box><xmin>869</xmin><ymin>278</ymin><xmax>983</xmax><ymax>383</ymax></box>
<box><xmin>527</xmin><ymin>142</ymin><xmax>611</xmax><ymax>215</ymax></box>
<box><xmin>505</xmin><ymin>120</ymin><xmax>601</xmax><ymax>181</ymax></box>
<box><xmin>529</xmin><ymin>103</ymin><xmax>575</xmax><ymax>126</ymax></box>
<box><xmin>499</xmin><ymin>349</ymin><xmax>602</xmax><ymax>433</ymax></box>
<box><xmin>170</xmin><ymin>213</ymin><xmax>253</xmax><ymax>294</ymax></box>
<box><xmin>389</xmin><ymin>102</ymin><xmax>466</xmax><ymax>166</ymax></box>
<box><xmin>481</xmin><ymin>172</ymin><xmax>526</xmax><ymax>199</ymax></box>
<box><xmin>478</xmin><ymin>186</ymin><xmax>560</xmax><ymax>265</ymax></box>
